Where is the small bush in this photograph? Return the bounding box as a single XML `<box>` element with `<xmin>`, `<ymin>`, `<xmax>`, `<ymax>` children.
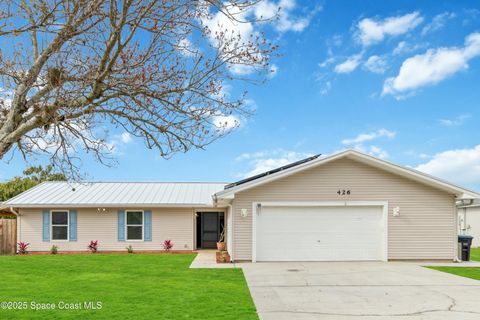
<box><xmin>87</xmin><ymin>240</ymin><xmax>98</xmax><ymax>253</ymax></box>
<box><xmin>126</xmin><ymin>245</ymin><xmax>134</xmax><ymax>254</ymax></box>
<box><xmin>50</xmin><ymin>245</ymin><xmax>59</xmax><ymax>254</ymax></box>
<box><xmin>163</xmin><ymin>239</ymin><xmax>173</xmax><ymax>251</ymax></box>
<box><xmin>17</xmin><ymin>241</ymin><xmax>29</xmax><ymax>254</ymax></box>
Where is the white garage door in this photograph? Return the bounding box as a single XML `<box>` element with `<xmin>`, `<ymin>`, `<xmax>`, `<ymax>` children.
<box><xmin>255</xmin><ymin>205</ymin><xmax>385</xmax><ymax>261</ymax></box>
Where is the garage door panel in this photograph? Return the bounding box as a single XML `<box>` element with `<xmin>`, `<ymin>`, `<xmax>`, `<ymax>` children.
<box><xmin>256</xmin><ymin>206</ymin><xmax>384</xmax><ymax>261</ymax></box>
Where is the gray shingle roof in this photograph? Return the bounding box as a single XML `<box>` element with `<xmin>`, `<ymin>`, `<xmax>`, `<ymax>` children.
<box><xmin>3</xmin><ymin>181</ymin><xmax>227</xmax><ymax>208</ymax></box>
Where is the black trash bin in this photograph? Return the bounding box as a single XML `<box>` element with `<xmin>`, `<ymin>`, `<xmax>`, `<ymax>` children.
<box><xmin>458</xmin><ymin>235</ymin><xmax>474</xmax><ymax>261</ymax></box>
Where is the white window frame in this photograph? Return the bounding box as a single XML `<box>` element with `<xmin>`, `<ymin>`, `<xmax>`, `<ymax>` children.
<box><xmin>50</xmin><ymin>210</ymin><xmax>69</xmax><ymax>241</ymax></box>
<box><xmin>125</xmin><ymin>210</ymin><xmax>144</xmax><ymax>241</ymax></box>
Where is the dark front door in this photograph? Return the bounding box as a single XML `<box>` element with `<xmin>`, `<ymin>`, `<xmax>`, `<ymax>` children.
<box><xmin>201</xmin><ymin>212</ymin><xmax>219</xmax><ymax>249</ymax></box>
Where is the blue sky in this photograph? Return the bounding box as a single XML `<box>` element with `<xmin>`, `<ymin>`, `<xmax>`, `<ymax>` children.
<box><xmin>2</xmin><ymin>0</ymin><xmax>480</xmax><ymax>191</ymax></box>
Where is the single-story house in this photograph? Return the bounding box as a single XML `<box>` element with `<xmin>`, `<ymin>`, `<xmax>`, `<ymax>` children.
<box><xmin>458</xmin><ymin>200</ymin><xmax>480</xmax><ymax>247</ymax></box>
<box><xmin>3</xmin><ymin>150</ymin><xmax>479</xmax><ymax>261</ymax></box>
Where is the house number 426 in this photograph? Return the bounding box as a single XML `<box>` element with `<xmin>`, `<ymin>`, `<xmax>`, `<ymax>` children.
<box><xmin>337</xmin><ymin>189</ymin><xmax>351</xmax><ymax>195</ymax></box>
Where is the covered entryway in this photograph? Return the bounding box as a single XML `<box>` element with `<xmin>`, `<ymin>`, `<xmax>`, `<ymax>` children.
<box><xmin>254</xmin><ymin>203</ymin><xmax>386</xmax><ymax>261</ymax></box>
<box><xmin>196</xmin><ymin>212</ymin><xmax>225</xmax><ymax>249</ymax></box>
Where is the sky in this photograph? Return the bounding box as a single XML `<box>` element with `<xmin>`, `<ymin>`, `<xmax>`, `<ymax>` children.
<box><xmin>1</xmin><ymin>0</ymin><xmax>480</xmax><ymax>191</ymax></box>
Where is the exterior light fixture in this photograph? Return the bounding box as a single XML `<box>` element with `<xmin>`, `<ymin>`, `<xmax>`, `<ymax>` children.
<box><xmin>240</xmin><ymin>209</ymin><xmax>248</xmax><ymax>218</ymax></box>
<box><xmin>392</xmin><ymin>206</ymin><xmax>400</xmax><ymax>217</ymax></box>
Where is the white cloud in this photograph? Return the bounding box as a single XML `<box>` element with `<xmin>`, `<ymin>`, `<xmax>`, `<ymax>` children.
<box><xmin>236</xmin><ymin>149</ymin><xmax>314</xmax><ymax>178</ymax></box>
<box><xmin>268</xmin><ymin>64</ymin><xmax>278</xmax><ymax>78</ymax></box>
<box><xmin>392</xmin><ymin>41</ymin><xmax>423</xmax><ymax>56</ymax></box>
<box><xmin>319</xmin><ymin>81</ymin><xmax>331</xmax><ymax>96</ymax></box>
<box><xmin>107</xmin><ymin>131</ymin><xmax>134</xmax><ymax>154</ymax></box>
<box><xmin>340</xmin><ymin>129</ymin><xmax>396</xmax><ymax>159</ymax></box>
<box><xmin>176</xmin><ymin>38</ymin><xmax>199</xmax><ymax>57</ymax></box>
<box><xmin>364</xmin><ymin>55</ymin><xmax>387</xmax><ymax>74</ymax></box>
<box><xmin>334</xmin><ymin>54</ymin><xmax>362</xmax><ymax>73</ymax></box>
<box><xmin>121</xmin><ymin>132</ymin><xmax>132</xmax><ymax>143</ymax></box>
<box><xmin>415</xmin><ymin>145</ymin><xmax>480</xmax><ymax>186</ymax></box>
<box><xmin>341</xmin><ymin>128</ymin><xmax>396</xmax><ymax>145</ymax></box>
<box><xmin>202</xmin><ymin>1</ymin><xmax>314</xmax><ymax>75</ymax></box>
<box><xmin>421</xmin><ymin>12</ymin><xmax>456</xmax><ymax>36</ymax></box>
<box><xmin>319</xmin><ymin>57</ymin><xmax>335</xmax><ymax>68</ymax></box>
<box><xmin>356</xmin><ymin>12</ymin><xmax>424</xmax><ymax>46</ymax></box>
<box><xmin>383</xmin><ymin>32</ymin><xmax>480</xmax><ymax>96</ymax></box>
<box><xmin>212</xmin><ymin>114</ymin><xmax>240</xmax><ymax>130</ymax></box>
<box><xmin>253</xmin><ymin>0</ymin><xmax>321</xmax><ymax>33</ymax></box>
<box><xmin>439</xmin><ymin>114</ymin><xmax>471</xmax><ymax>127</ymax></box>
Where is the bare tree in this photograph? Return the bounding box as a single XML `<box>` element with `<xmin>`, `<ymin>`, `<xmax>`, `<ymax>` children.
<box><xmin>0</xmin><ymin>0</ymin><xmax>277</xmax><ymax>178</ymax></box>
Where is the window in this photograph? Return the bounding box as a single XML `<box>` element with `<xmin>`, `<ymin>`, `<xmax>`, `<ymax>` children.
<box><xmin>51</xmin><ymin>211</ymin><xmax>69</xmax><ymax>240</ymax></box>
<box><xmin>126</xmin><ymin>211</ymin><xmax>143</xmax><ymax>240</ymax></box>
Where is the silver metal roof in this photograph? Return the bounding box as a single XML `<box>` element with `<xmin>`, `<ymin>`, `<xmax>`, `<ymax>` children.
<box><xmin>3</xmin><ymin>181</ymin><xmax>228</xmax><ymax>208</ymax></box>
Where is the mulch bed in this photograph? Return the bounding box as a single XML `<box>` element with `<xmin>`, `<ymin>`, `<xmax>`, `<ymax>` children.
<box><xmin>19</xmin><ymin>250</ymin><xmax>196</xmax><ymax>256</ymax></box>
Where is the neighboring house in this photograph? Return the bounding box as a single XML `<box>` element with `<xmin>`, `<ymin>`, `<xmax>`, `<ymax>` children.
<box><xmin>2</xmin><ymin>150</ymin><xmax>479</xmax><ymax>261</ymax></box>
<box><xmin>458</xmin><ymin>200</ymin><xmax>480</xmax><ymax>247</ymax></box>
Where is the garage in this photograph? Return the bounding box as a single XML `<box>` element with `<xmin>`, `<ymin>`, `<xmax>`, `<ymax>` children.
<box><xmin>254</xmin><ymin>204</ymin><xmax>386</xmax><ymax>262</ymax></box>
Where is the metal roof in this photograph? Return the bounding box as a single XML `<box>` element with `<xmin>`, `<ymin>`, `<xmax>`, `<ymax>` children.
<box><xmin>3</xmin><ymin>181</ymin><xmax>228</xmax><ymax>208</ymax></box>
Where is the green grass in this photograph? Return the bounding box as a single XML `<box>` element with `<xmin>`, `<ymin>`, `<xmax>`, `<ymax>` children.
<box><xmin>0</xmin><ymin>254</ymin><xmax>257</xmax><ymax>319</ymax></box>
<box><xmin>471</xmin><ymin>247</ymin><xmax>480</xmax><ymax>261</ymax></box>
<box><xmin>427</xmin><ymin>266</ymin><xmax>480</xmax><ymax>281</ymax></box>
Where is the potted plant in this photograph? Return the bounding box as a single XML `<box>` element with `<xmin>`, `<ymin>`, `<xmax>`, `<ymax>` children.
<box><xmin>216</xmin><ymin>226</ymin><xmax>226</xmax><ymax>251</ymax></box>
<box><xmin>216</xmin><ymin>251</ymin><xmax>231</xmax><ymax>263</ymax></box>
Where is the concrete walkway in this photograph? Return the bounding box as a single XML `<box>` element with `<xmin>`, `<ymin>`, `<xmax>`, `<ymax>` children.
<box><xmin>242</xmin><ymin>261</ymin><xmax>480</xmax><ymax>320</ymax></box>
<box><xmin>189</xmin><ymin>250</ymin><xmax>238</xmax><ymax>268</ymax></box>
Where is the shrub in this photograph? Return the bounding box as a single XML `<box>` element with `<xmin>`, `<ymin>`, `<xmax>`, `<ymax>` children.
<box><xmin>126</xmin><ymin>245</ymin><xmax>134</xmax><ymax>254</ymax></box>
<box><xmin>163</xmin><ymin>239</ymin><xmax>173</xmax><ymax>251</ymax></box>
<box><xmin>17</xmin><ymin>241</ymin><xmax>29</xmax><ymax>254</ymax></box>
<box><xmin>50</xmin><ymin>245</ymin><xmax>59</xmax><ymax>254</ymax></box>
<box><xmin>87</xmin><ymin>240</ymin><xmax>98</xmax><ymax>253</ymax></box>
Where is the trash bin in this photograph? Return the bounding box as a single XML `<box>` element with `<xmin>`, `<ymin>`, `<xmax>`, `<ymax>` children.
<box><xmin>458</xmin><ymin>235</ymin><xmax>474</xmax><ymax>261</ymax></box>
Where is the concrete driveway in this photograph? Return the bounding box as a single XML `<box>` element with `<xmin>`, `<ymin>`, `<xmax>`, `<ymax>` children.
<box><xmin>241</xmin><ymin>262</ymin><xmax>480</xmax><ymax>319</ymax></box>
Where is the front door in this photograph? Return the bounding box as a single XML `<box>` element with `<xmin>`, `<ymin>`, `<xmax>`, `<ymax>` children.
<box><xmin>201</xmin><ymin>212</ymin><xmax>219</xmax><ymax>249</ymax></box>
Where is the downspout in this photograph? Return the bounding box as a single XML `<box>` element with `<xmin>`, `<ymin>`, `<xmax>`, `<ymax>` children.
<box><xmin>453</xmin><ymin>199</ymin><xmax>461</xmax><ymax>263</ymax></box>
<box><xmin>228</xmin><ymin>204</ymin><xmax>234</xmax><ymax>262</ymax></box>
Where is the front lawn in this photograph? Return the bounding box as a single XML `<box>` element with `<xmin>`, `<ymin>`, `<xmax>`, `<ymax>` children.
<box><xmin>471</xmin><ymin>247</ymin><xmax>480</xmax><ymax>261</ymax></box>
<box><xmin>0</xmin><ymin>254</ymin><xmax>257</xmax><ymax>319</ymax></box>
<box><xmin>427</xmin><ymin>267</ymin><xmax>480</xmax><ymax>281</ymax></box>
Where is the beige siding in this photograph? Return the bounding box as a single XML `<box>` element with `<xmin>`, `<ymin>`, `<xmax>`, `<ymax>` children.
<box><xmin>18</xmin><ymin>207</ymin><xmax>194</xmax><ymax>252</ymax></box>
<box><xmin>465</xmin><ymin>207</ymin><xmax>480</xmax><ymax>247</ymax></box>
<box><xmin>232</xmin><ymin>157</ymin><xmax>456</xmax><ymax>261</ymax></box>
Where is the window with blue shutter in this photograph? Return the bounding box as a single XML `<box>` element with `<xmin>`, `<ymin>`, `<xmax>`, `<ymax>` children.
<box><xmin>144</xmin><ymin>210</ymin><xmax>152</xmax><ymax>241</ymax></box>
<box><xmin>42</xmin><ymin>210</ymin><xmax>50</xmax><ymax>241</ymax></box>
<box><xmin>118</xmin><ymin>210</ymin><xmax>125</xmax><ymax>241</ymax></box>
<box><xmin>69</xmin><ymin>210</ymin><xmax>77</xmax><ymax>241</ymax></box>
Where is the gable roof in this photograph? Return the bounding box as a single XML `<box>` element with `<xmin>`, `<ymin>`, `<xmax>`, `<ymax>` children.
<box><xmin>3</xmin><ymin>181</ymin><xmax>227</xmax><ymax>208</ymax></box>
<box><xmin>215</xmin><ymin>150</ymin><xmax>480</xmax><ymax>200</ymax></box>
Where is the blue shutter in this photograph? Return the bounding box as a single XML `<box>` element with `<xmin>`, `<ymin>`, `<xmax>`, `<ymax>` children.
<box><xmin>144</xmin><ymin>210</ymin><xmax>152</xmax><ymax>241</ymax></box>
<box><xmin>42</xmin><ymin>210</ymin><xmax>50</xmax><ymax>241</ymax></box>
<box><xmin>69</xmin><ymin>210</ymin><xmax>77</xmax><ymax>241</ymax></box>
<box><xmin>118</xmin><ymin>210</ymin><xmax>125</xmax><ymax>241</ymax></box>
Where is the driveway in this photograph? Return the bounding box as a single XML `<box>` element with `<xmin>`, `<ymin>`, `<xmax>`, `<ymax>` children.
<box><xmin>241</xmin><ymin>262</ymin><xmax>480</xmax><ymax>319</ymax></box>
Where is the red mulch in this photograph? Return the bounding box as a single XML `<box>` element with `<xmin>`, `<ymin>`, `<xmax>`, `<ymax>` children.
<box><xmin>21</xmin><ymin>250</ymin><xmax>196</xmax><ymax>256</ymax></box>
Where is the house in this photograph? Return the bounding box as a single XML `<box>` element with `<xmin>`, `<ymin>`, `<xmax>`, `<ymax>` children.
<box><xmin>458</xmin><ymin>200</ymin><xmax>480</xmax><ymax>247</ymax></box>
<box><xmin>3</xmin><ymin>150</ymin><xmax>479</xmax><ymax>261</ymax></box>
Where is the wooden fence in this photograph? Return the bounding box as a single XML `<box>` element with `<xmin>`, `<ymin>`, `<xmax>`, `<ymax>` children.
<box><xmin>0</xmin><ymin>219</ymin><xmax>17</xmax><ymax>255</ymax></box>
